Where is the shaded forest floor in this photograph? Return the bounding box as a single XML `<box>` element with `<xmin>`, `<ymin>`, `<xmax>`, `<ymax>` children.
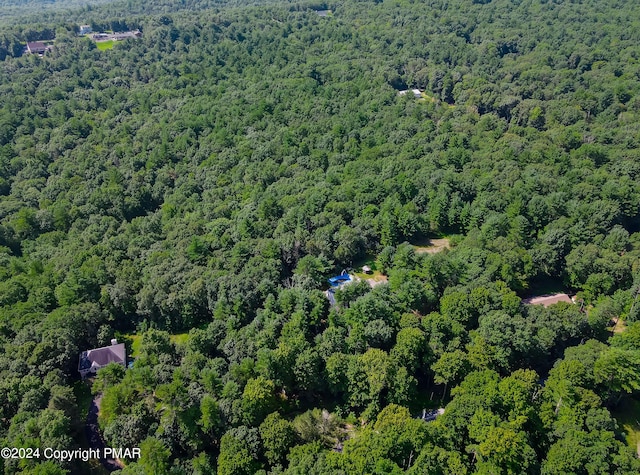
<box><xmin>612</xmin><ymin>398</ymin><xmax>640</xmax><ymax>457</ymax></box>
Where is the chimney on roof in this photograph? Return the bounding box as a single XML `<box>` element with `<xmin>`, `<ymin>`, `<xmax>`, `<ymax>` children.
<box><xmin>110</xmin><ymin>338</ymin><xmax>118</xmax><ymax>346</ymax></box>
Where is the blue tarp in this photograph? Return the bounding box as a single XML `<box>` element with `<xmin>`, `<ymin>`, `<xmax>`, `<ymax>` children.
<box><xmin>328</xmin><ymin>275</ymin><xmax>350</xmax><ymax>285</ymax></box>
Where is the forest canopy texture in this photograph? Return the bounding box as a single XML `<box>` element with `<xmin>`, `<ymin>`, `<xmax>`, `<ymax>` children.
<box><xmin>1</xmin><ymin>0</ymin><xmax>640</xmax><ymax>474</ymax></box>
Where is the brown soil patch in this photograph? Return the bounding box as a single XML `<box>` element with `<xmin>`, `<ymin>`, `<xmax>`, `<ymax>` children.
<box><xmin>414</xmin><ymin>238</ymin><xmax>451</xmax><ymax>254</ymax></box>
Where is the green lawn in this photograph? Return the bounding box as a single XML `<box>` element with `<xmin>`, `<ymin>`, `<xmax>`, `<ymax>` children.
<box><xmin>171</xmin><ymin>333</ymin><xmax>190</xmax><ymax>346</ymax></box>
<box><xmin>96</xmin><ymin>40</ymin><xmax>115</xmax><ymax>51</ymax></box>
<box><xmin>612</xmin><ymin>398</ymin><xmax>640</xmax><ymax>456</ymax></box>
<box><xmin>128</xmin><ymin>333</ymin><xmax>142</xmax><ymax>358</ymax></box>
<box><xmin>125</xmin><ymin>332</ymin><xmax>190</xmax><ymax>358</ymax></box>
<box><xmin>351</xmin><ymin>254</ymin><xmax>387</xmax><ymax>283</ymax></box>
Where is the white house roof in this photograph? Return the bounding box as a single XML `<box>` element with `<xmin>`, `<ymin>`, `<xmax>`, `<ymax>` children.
<box><xmin>398</xmin><ymin>89</ymin><xmax>422</xmax><ymax>98</ymax></box>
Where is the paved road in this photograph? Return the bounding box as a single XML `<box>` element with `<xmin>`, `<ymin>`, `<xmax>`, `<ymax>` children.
<box><xmin>327</xmin><ymin>289</ymin><xmax>336</xmax><ymax>306</ymax></box>
<box><xmin>85</xmin><ymin>395</ymin><xmax>123</xmax><ymax>472</ymax></box>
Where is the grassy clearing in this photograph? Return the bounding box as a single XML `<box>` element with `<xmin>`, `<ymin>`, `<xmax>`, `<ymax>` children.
<box><xmin>350</xmin><ymin>237</ymin><xmax>454</xmax><ymax>284</ymax></box>
<box><xmin>352</xmin><ymin>254</ymin><xmax>387</xmax><ymax>283</ymax></box>
<box><xmin>612</xmin><ymin>317</ymin><xmax>627</xmax><ymax>334</ymax></box>
<box><xmin>419</xmin><ymin>92</ymin><xmax>438</xmax><ymax>103</ymax></box>
<box><xmin>171</xmin><ymin>333</ymin><xmax>190</xmax><ymax>346</ymax></box>
<box><xmin>128</xmin><ymin>333</ymin><xmax>142</xmax><ymax>358</ymax></box>
<box><xmin>419</xmin><ymin>91</ymin><xmax>454</xmax><ymax>108</ymax></box>
<box><xmin>612</xmin><ymin>398</ymin><xmax>640</xmax><ymax>456</ymax></box>
<box><xmin>96</xmin><ymin>40</ymin><xmax>115</xmax><ymax>50</ymax></box>
<box><xmin>412</xmin><ymin>237</ymin><xmax>451</xmax><ymax>254</ymax></box>
<box><xmin>125</xmin><ymin>332</ymin><xmax>190</xmax><ymax>358</ymax></box>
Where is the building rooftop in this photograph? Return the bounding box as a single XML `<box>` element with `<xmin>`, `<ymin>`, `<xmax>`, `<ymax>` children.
<box><xmin>79</xmin><ymin>343</ymin><xmax>126</xmax><ymax>371</ymax></box>
<box><xmin>27</xmin><ymin>42</ymin><xmax>47</xmax><ymax>54</ymax></box>
<box><xmin>399</xmin><ymin>89</ymin><xmax>422</xmax><ymax>98</ymax></box>
<box><xmin>522</xmin><ymin>293</ymin><xmax>574</xmax><ymax>307</ymax></box>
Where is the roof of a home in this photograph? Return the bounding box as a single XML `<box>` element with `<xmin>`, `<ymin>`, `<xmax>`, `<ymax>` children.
<box><xmin>79</xmin><ymin>343</ymin><xmax>126</xmax><ymax>370</ymax></box>
<box><xmin>522</xmin><ymin>293</ymin><xmax>573</xmax><ymax>307</ymax></box>
<box><xmin>27</xmin><ymin>42</ymin><xmax>46</xmax><ymax>52</ymax></box>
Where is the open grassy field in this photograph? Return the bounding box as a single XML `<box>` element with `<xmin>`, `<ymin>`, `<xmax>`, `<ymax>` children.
<box><xmin>96</xmin><ymin>40</ymin><xmax>115</xmax><ymax>51</ymax></box>
<box><xmin>352</xmin><ymin>254</ymin><xmax>387</xmax><ymax>284</ymax></box>
<box><xmin>125</xmin><ymin>332</ymin><xmax>190</xmax><ymax>358</ymax></box>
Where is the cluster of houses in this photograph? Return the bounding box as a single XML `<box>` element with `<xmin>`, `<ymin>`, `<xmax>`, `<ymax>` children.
<box><xmin>78</xmin><ymin>24</ymin><xmax>142</xmax><ymax>43</ymax></box>
<box><xmin>22</xmin><ymin>24</ymin><xmax>141</xmax><ymax>57</ymax></box>
<box><xmin>90</xmin><ymin>30</ymin><xmax>142</xmax><ymax>41</ymax></box>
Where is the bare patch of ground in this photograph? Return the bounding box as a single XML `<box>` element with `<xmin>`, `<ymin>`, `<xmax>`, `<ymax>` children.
<box><xmin>413</xmin><ymin>238</ymin><xmax>451</xmax><ymax>254</ymax></box>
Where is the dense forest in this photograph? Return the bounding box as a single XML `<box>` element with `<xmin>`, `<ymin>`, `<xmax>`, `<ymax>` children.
<box><xmin>1</xmin><ymin>0</ymin><xmax>640</xmax><ymax>473</ymax></box>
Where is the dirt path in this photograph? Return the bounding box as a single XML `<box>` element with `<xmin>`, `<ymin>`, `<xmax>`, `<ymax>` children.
<box><xmin>85</xmin><ymin>395</ymin><xmax>123</xmax><ymax>472</ymax></box>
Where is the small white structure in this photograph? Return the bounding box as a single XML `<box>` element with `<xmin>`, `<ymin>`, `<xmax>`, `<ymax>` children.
<box><xmin>362</xmin><ymin>265</ymin><xmax>372</xmax><ymax>274</ymax></box>
<box><xmin>399</xmin><ymin>89</ymin><xmax>422</xmax><ymax>98</ymax></box>
<box><xmin>79</xmin><ymin>25</ymin><xmax>92</xmax><ymax>35</ymax></box>
<box><xmin>79</xmin><ymin>340</ymin><xmax>126</xmax><ymax>378</ymax></box>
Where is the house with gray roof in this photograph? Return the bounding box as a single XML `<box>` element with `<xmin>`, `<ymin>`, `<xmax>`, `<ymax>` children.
<box><xmin>26</xmin><ymin>42</ymin><xmax>47</xmax><ymax>55</ymax></box>
<box><xmin>79</xmin><ymin>340</ymin><xmax>126</xmax><ymax>378</ymax></box>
